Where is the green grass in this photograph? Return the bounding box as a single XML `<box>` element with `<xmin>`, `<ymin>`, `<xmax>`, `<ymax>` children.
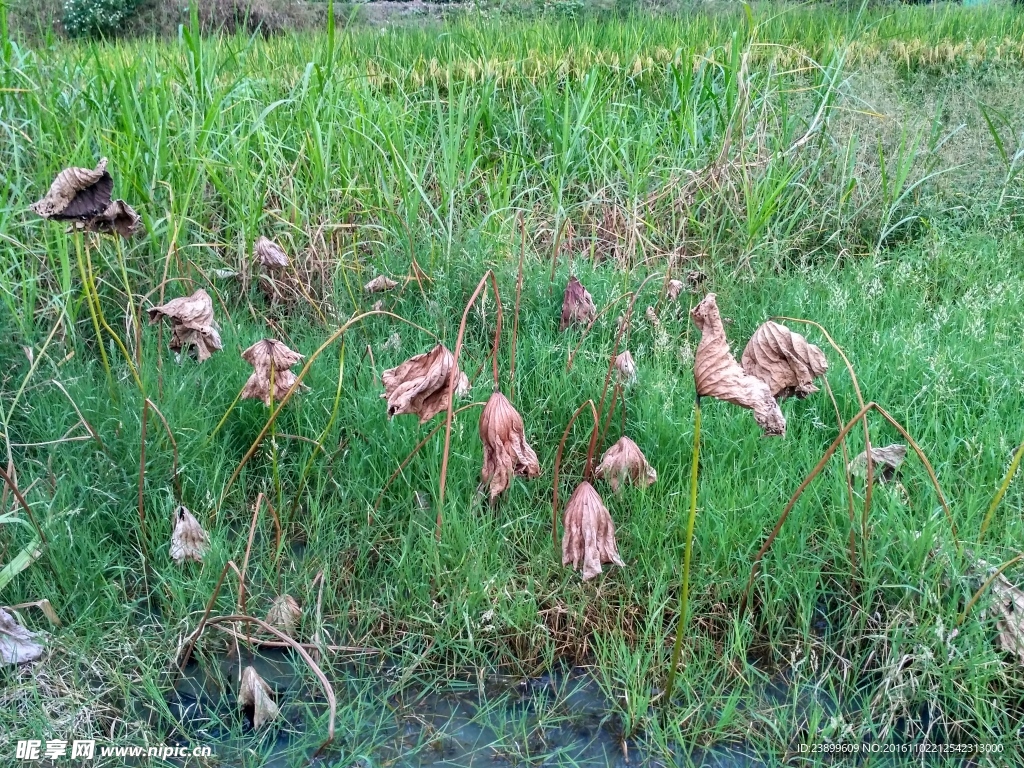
<box><xmin>2</xmin><ymin>3</ymin><xmax>1024</xmax><ymax>765</ymax></box>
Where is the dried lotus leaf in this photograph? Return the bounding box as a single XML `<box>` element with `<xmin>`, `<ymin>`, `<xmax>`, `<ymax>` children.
<box><xmin>479</xmin><ymin>391</ymin><xmax>541</xmax><ymax>499</ymax></box>
<box><xmin>615</xmin><ymin>351</ymin><xmax>637</xmax><ymax>386</ymax></box>
<box><xmin>595</xmin><ymin>436</ymin><xmax>656</xmax><ymax>493</ymax></box>
<box><xmin>364</xmin><ymin>276</ymin><xmax>399</xmax><ymax>294</ymax></box>
<box><xmin>848</xmin><ymin>444</ymin><xmax>907</xmax><ymax>485</ymax></box>
<box><xmin>381</xmin><ymin>345</ymin><xmax>466</xmax><ymax>423</ymax></box>
<box><xmin>266</xmin><ymin>595</ymin><xmax>302</xmax><ymax>634</ymax></box>
<box><xmin>30</xmin><ymin>158</ymin><xmax>113</xmax><ymax>220</ymax></box>
<box><xmin>240</xmin><ymin>339</ymin><xmax>307</xmax><ymax>406</ymax></box>
<box><xmin>561</xmin><ymin>481</ymin><xmax>625</xmax><ymax>580</ymax></box>
<box><xmin>741</xmin><ymin>320</ymin><xmax>827</xmax><ymax>399</ymax></box>
<box><xmin>690</xmin><ymin>293</ymin><xmax>785</xmax><ymax>436</ymax></box>
<box><xmin>559</xmin><ymin>276</ymin><xmax>596</xmax><ymax>331</ymax></box>
<box><xmin>169</xmin><ymin>506</ymin><xmax>210</xmax><ymax>564</ymax></box>
<box><xmin>148</xmin><ymin>289</ymin><xmax>223</xmax><ymax>363</ymax></box>
<box><xmin>0</xmin><ymin>608</ymin><xmax>45</xmax><ymax>666</ymax></box>
<box><xmin>255</xmin><ymin>237</ymin><xmax>290</xmax><ymax>270</ymax></box>
<box><xmin>239</xmin><ymin>666</ymin><xmax>280</xmax><ymax>729</ymax></box>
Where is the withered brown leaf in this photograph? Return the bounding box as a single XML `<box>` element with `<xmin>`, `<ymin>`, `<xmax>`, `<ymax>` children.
<box><xmin>381</xmin><ymin>345</ymin><xmax>467</xmax><ymax>423</ymax></box>
<box><xmin>848</xmin><ymin>444</ymin><xmax>907</xmax><ymax>485</ymax></box>
<box><xmin>148</xmin><ymin>289</ymin><xmax>223</xmax><ymax>363</ymax></box>
<box><xmin>266</xmin><ymin>595</ymin><xmax>301</xmax><ymax>634</ymax></box>
<box><xmin>595</xmin><ymin>436</ymin><xmax>656</xmax><ymax>493</ymax></box>
<box><xmin>0</xmin><ymin>608</ymin><xmax>44</xmax><ymax>665</ymax></box>
<box><xmin>169</xmin><ymin>506</ymin><xmax>210</xmax><ymax>564</ymax></box>
<box><xmin>741</xmin><ymin>321</ymin><xmax>827</xmax><ymax>399</ymax></box>
<box><xmin>561</xmin><ymin>481</ymin><xmax>625</xmax><ymax>580</ymax></box>
<box><xmin>240</xmin><ymin>666</ymin><xmax>280</xmax><ymax>729</ymax></box>
<box><xmin>666</xmin><ymin>279</ymin><xmax>684</xmax><ymax>300</ymax></box>
<box><xmin>364</xmin><ymin>276</ymin><xmax>399</xmax><ymax>294</ymax></box>
<box><xmin>30</xmin><ymin>158</ymin><xmax>113</xmax><ymax>220</ymax></box>
<box><xmin>691</xmin><ymin>294</ymin><xmax>786</xmax><ymax>436</ymax></box>
<box><xmin>240</xmin><ymin>339</ymin><xmax>307</xmax><ymax>406</ymax></box>
<box><xmin>559</xmin><ymin>276</ymin><xmax>596</xmax><ymax>331</ymax></box>
<box><xmin>70</xmin><ymin>199</ymin><xmax>142</xmax><ymax>238</ymax></box>
<box><xmin>255</xmin><ymin>236</ymin><xmax>290</xmax><ymax>270</ymax></box>
<box><xmin>615</xmin><ymin>351</ymin><xmax>637</xmax><ymax>386</ymax></box>
<box><xmin>479</xmin><ymin>391</ymin><xmax>541</xmax><ymax>499</ymax></box>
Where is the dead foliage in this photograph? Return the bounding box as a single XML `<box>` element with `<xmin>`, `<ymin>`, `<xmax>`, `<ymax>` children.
<box><xmin>848</xmin><ymin>444</ymin><xmax>907</xmax><ymax>485</ymax></box>
<box><xmin>741</xmin><ymin>320</ymin><xmax>828</xmax><ymax>399</ymax></box>
<box><xmin>239</xmin><ymin>666</ymin><xmax>280</xmax><ymax>729</ymax></box>
<box><xmin>364</xmin><ymin>276</ymin><xmax>399</xmax><ymax>294</ymax></box>
<box><xmin>561</xmin><ymin>481</ymin><xmax>625</xmax><ymax>580</ymax></box>
<box><xmin>595</xmin><ymin>436</ymin><xmax>656</xmax><ymax>493</ymax></box>
<box><xmin>0</xmin><ymin>608</ymin><xmax>44</xmax><ymax>665</ymax></box>
<box><xmin>240</xmin><ymin>339</ymin><xmax>306</xmax><ymax>406</ymax></box>
<box><xmin>255</xmin><ymin>236</ymin><xmax>290</xmax><ymax>270</ymax></box>
<box><xmin>614</xmin><ymin>351</ymin><xmax>637</xmax><ymax>386</ymax></box>
<box><xmin>559</xmin><ymin>276</ymin><xmax>596</xmax><ymax>331</ymax></box>
<box><xmin>266</xmin><ymin>595</ymin><xmax>301</xmax><ymax>634</ymax></box>
<box><xmin>148</xmin><ymin>289</ymin><xmax>223</xmax><ymax>363</ymax></box>
<box><xmin>381</xmin><ymin>344</ymin><xmax>468</xmax><ymax>423</ymax></box>
<box><xmin>169</xmin><ymin>506</ymin><xmax>210</xmax><ymax>564</ymax></box>
<box><xmin>30</xmin><ymin>158</ymin><xmax>140</xmax><ymax>238</ymax></box>
<box><xmin>691</xmin><ymin>293</ymin><xmax>786</xmax><ymax>436</ymax></box>
<box><xmin>479</xmin><ymin>391</ymin><xmax>541</xmax><ymax>499</ymax></box>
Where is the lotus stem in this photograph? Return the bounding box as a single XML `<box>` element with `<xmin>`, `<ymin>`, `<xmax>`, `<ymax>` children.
<box><xmin>665</xmin><ymin>396</ymin><xmax>700</xmax><ymax>706</ymax></box>
<box><xmin>978</xmin><ymin>440</ymin><xmax>1024</xmax><ymax>541</ymax></box>
<box><xmin>74</xmin><ymin>234</ymin><xmax>112</xmax><ymax>390</ymax></box>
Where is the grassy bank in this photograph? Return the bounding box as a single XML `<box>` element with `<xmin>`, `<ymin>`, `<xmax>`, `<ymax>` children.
<box><xmin>2</xmin><ymin>3</ymin><xmax>1024</xmax><ymax>765</ymax></box>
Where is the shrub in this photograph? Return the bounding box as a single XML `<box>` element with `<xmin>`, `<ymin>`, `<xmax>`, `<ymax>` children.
<box><xmin>62</xmin><ymin>0</ymin><xmax>139</xmax><ymax>38</ymax></box>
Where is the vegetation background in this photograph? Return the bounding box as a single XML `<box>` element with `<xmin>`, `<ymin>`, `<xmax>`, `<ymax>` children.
<box><xmin>2</xmin><ymin>0</ymin><xmax>1024</xmax><ymax>765</ymax></box>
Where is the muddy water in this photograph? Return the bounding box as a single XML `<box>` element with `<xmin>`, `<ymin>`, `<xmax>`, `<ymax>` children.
<box><xmin>166</xmin><ymin>652</ymin><xmax>764</xmax><ymax>767</ymax></box>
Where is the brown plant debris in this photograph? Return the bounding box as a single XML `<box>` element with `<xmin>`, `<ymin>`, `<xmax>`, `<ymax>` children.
<box><xmin>848</xmin><ymin>444</ymin><xmax>907</xmax><ymax>485</ymax></box>
<box><xmin>255</xmin><ymin>237</ymin><xmax>290</xmax><ymax>270</ymax></box>
<box><xmin>561</xmin><ymin>481</ymin><xmax>625</xmax><ymax>580</ymax></box>
<box><xmin>364</xmin><ymin>276</ymin><xmax>399</xmax><ymax>294</ymax></box>
<box><xmin>30</xmin><ymin>158</ymin><xmax>141</xmax><ymax>238</ymax></box>
<box><xmin>645</xmin><ymin>306</ymin><xmax>661</xmax><ymax>328</ymax></box>
<box><xmin>241</xmin><ymin>339</ymin><xmax>307</xmax><ymax>406</ymax></box>
<box><xmin>0</xmin><ymin>608</ymin><xmax>44</xmax><ymax>665</ymax></box>
<box><xmin>976</xmin><ymin>562</ymin><xmax>1024</xmax><ymax>665</ymax></box>
<box><xmin>741</xmin><ymin>321</ymin><xmax>828</xmax><ymax>399</ymax></box>
<box><xmin>479</xmin><ymin>391</ymin><xmax>541</xmax><ymax>499</ymax></box>
<box><xmin>595</xmin><ymin>436</ymin><xmax>657</xmax><ymax>493</ymax></box>
<box><xmin>667</xmin><ymin>279</ymin><xmax>684</xmax><ymax>300</ymax></box>
<box><xmin>615</xmin><ymin>351</ymin><xmax>637</xmax><ymax>386</ymax></box>
<box><xmin>148</xmin><ymin>289</ymin><xmax>223</xmax><ymax>363</ymax></box>
<box><xmin>381</xmin><ymin>345</ymin><xmax>468</xmax><ymax>423</ymax></box>
<box><xmin>667</xmin><ymin>271</ymin><xmax>707</xmax><ymax>300</ymax></box>
<box><xmin>240</xmin><ymin>666</ymin><xmax>280</xmax><ymax>729</ymax></box>
<box><xmin>686</xmin><ymin>270</ymin><xmax>707</xmax><ymax>290</ymax></box>
<box><xmin>266</xmin><ymin>595</ymin><xmax>302</xmax><ymax>634</ymax></box>
<box><xmin>559</xmin><ymin>276</ymin><xmax>596</xmax><ymax>331</ymax></box>
<box><xmin>169</xmin><ymin>506</ymin><xmax>210</xmax><ymax>564</ymax></box>
<box><xmin>691</xmin><ymin>294</ymin><xmax>786</xmax><ymax>436</ymax></box>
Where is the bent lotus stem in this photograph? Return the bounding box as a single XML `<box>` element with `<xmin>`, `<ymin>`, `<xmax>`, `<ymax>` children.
<box><xmin>739</xmin><ymin>401</ymin><xmax>958</xmax><ymax>619</ymax></box>
<box><xmin>978</xmin><ymin>439</ymin><xmax>1024</xmax><ymax>541</ymax></box>
<box><xmin>551</xmin><ymin>399</ymin><xmax>600</xmax><ymax>548</ymax></box>
<box><xmin>216</xmin><ymin>310</ymin><xmax>438</xmax><ymax>516</ymax></box>
<box><xmin>74</xmin><ymin>235</ymin><xmax>113</xmax><ymax>390</ymax></box>
<box><xmin>665</xmin><ymin>396</ymin><xmax>700</xmax><ymax>707</ymax></box>
<box><xmin>437</xmin><ymin>271</ymin><xmax>503</xmax><ymax>541</ymax></box>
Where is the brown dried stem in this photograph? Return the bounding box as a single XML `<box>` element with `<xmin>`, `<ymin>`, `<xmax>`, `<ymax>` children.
<box><xmin>437</xmin><ymin>271</ymin><xmax>503</xmax><ymax>541</ymax></box>
<box><xmin>510</xmin><ymin>212</ymin><xmax>526</xmax><ymax>400</ymax></box>
<box><xmin>551</xmin><ymin>400</ymin><xmax>600</xmax><ymax>548</ymax></box>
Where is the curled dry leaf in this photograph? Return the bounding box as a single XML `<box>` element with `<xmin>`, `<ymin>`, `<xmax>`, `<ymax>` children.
<box><xmin>381</xmin><ymin>344</ymin><xmax>467</xmax><ymax>424</ymax></box>
<box><xmin>479</xmin><ymin>391</ymin><xmax>541</xmax><ymax>499</ymax></box>
<box><xmin>266</xmin><ymin>595</ymin><xmax>302</xmax><ymax>635</ymax></box>
<box><xmin>561</xmin><ymin>481</ymin><xmax>625</xmax><ymax>580</ymax></box>
<box><xmin>691</xmin><ymin>294</ymin><xmax>786</xmax><ymax>437</ymax></box>
<box><xmin>240</xmin><ymin>339</ymin><xmax>307</xmax><ymax>406</ymax></box>
<box><xmin>975</xmin><ymin>561</ymin><xmax>1024</xmax><ymax>665</ymax></box>
<box><xmin>645</xmin><ymin>306</ymin><xmax>660</xmax><ymax>328</ymax></box>
<box><xmin>240</xmin><ymin>666</ymin><xmax>280</xmax><ymax>729</ymax></box>
<box><xmin>148</xmin><ymin>289</ymin><xmax>223</xmax><ymax>363</ymax></box>
<box><xmin>0</xmin><ymin>608</ymin><xmax>44</xmax><ymax>665</ymax></box>
<box><xmin>741</xmin><ymin>321</ymin><xmax>827</xmax><ymax>399</ymax></box>
<box><xmin>615</xmin><ymin>351</ymin><xmax>637</xmax><ymax>386</ymax></box>
<box><xmin>848</xmin><ymin>444</ymin><xmax>907</xmax><ymax>485</ymax></box>
<box><xmin>595</xmin><ymin>436</ymin><xmax>656</xmax><ymax>493</ymax></box>
<box><xmin>30</xmin><ymin>158</ymin><xmax>113</xmax><ymax>220</ymax></box>
<box><xmin>559</xmin><ymin>276</ymin><xmax>596</xmax><ymax>331</ymax></box>
<box><xmin>169</xmin><ymin>506</ymin><xmax>210</xmax><ymax>564</ymax></box>
<box><xmin>364</xmin><ymin>276</ymin><xmax>399</xmax><ymax>294</ymax></box>
<box><xmin>30</xmin><ymin>159</ymin><xmax>141</xmax><ymax>238</ymax></box>
<box><xmin>255</xmin><ymin>237</ymin><xmax>290</xmax><ymax>270</ymax></box>
<box><xmin>666</xmin><ymin>279</ymin><xmax>684</xmax><ymax>300</ymax></box>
